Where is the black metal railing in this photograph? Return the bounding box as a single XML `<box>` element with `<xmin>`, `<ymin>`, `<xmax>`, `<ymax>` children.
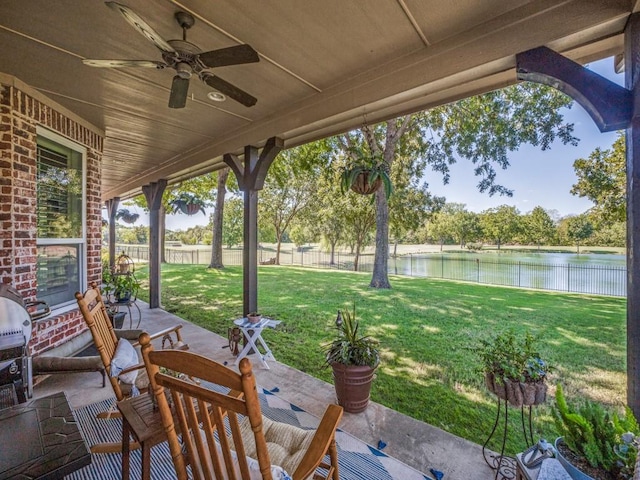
<box><xmin>114</xmin><ymin>245</ymin><xmax>626</xmax><ymax>297</ymax></box>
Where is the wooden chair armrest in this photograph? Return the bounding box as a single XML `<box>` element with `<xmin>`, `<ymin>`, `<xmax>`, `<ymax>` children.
<box><xmin>292</xmin><ymin>404</ymin><xmax>343</xmax><ymax>479</ymax></box>
<box><xmin>132</xmin><ymin>324</ymin><xmax>185</xmax><ymax>347</ymax></box>
<box><xmin>118</xmin><ymin>362</ymin><xmax>146</xmax><ymax>377</ymax></box>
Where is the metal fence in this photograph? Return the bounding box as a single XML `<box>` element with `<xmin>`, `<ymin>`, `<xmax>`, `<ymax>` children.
<box><xmin>115</xmin><ymin>245</ymin><xmax>627</xmax><ymax>297</ymax></box>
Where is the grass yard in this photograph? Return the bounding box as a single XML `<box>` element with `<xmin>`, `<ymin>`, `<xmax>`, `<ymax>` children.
<box><xmin>136</xmin><ymin>264</ymin><xmax>626</xmax><ymax>454</ymax></box>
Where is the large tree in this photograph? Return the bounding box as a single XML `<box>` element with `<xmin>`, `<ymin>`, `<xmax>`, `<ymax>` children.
<box><xmin>209</xmin><ymin>167</ymin><xmax>230</xmax><ymax>268</ymax></box>
<box><xmin>341</xmin><ymin>83</ymin><xmax>577</xmax><ymax>288</ymax></box>
<box><xmin>571</xmin><ymin>133</ymin><xmax>625</xmax><ymax>224</ymax></box>
<box><xmin>523</xmin><ymin>206</ymin><xmax>556</xmax><ymax>249</ymax></box>
<box><xmin>259</xmin><ymin>143</ymin><xmax>326</xmax><ymax>264</ymax></box>
<box><xmin>566</xmin><ymin>214</ymin><xmax>594</xmax><ymax>254</ymax></box>
<box><xmin>480</xmin><ymin>205</ymin><xmax>521</xmax><ymax>249</ymax></box>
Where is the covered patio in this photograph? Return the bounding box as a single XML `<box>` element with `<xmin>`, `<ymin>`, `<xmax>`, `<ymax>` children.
<box><xmin>32</xmin><ymin>300</ymin><xmax>495</xmax><ymax>479</ymax></box>
<box><xmin>1</xmin><ymin>1</ymin><xmax>640</xmax><ymax>478</ymax></box>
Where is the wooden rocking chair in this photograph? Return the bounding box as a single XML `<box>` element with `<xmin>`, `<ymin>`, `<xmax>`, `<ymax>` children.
<box><xmin>75</xmin><ymin>282</ymin><xmax>188</xmax><ymax>453</ymax></box>
<box><xmin>139</xmin><ymin>333</ymin><xmax>343</xmax><ymax>480</ymax></box>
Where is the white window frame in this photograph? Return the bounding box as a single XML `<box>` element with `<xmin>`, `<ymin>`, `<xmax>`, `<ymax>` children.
<box><xmin>36</xmin><ymin>126</ymin><xmax>87</xmax><ymax>310</ymax></box>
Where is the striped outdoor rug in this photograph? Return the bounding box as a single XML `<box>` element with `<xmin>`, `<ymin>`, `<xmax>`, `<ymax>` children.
<box><xmin>68</xmin><ymin>387</ymin><xmax>433</xmax><ymax>480</ymax></box>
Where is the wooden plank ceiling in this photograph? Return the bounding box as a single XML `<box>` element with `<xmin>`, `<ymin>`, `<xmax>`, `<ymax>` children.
<box><xmin>0</xmin><ymin>0</ymin><xmax>632</xmax><ymax>201</ymax></box>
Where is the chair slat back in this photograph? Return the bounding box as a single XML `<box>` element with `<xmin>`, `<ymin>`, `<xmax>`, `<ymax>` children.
<box><xmin>140</xmin><ymin>336</ymin><xmax>274</xmax><ymax>480</ymax></box>
<box><xmin>75</xmin><ymin>282</ymin><xmax>122</xmax><ymax>399</ymax></box>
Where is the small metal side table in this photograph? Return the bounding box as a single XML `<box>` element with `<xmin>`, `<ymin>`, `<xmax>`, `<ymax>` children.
<box><xmin>233</xmin><ymin>317</ymin><xmax>281</xmax><ymax>369</ymax></box>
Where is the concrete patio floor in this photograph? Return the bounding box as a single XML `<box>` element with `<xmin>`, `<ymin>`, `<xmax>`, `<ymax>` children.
<box><xmin>33</xmin><ymin>302</ymin><xmax>497</xmax><ymax>480</ymax></box>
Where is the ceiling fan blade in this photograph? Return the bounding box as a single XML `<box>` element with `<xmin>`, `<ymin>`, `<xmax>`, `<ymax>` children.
<box><xmin>169</xmin><ymin>75</ymin><xmax>190</xmax><ymax>109</ymax></box>
<box><xmin>106</xmin><ymin>2</ymin><xmax>175</xmax><ymax>53</ymax></box>
<box><xmin>202</xmin><ymin>74</ymin><xmax>257</xmax><ymax>107</ymax></box>
<box><xmin>198</xmin><ymin>44</ymin><xmax>260</xmax><ymax>68</ymax></box>
<box><xmin>83</xmin><ymin>59</ymin><xmax>167</xmax><ymax>69</ymax></box>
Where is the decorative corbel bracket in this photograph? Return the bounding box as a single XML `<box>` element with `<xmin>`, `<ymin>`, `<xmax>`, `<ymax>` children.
<box><xmin>516</xmin><ymin>46</ymin><xmax>632</xmax><ymax>132</ymax></box>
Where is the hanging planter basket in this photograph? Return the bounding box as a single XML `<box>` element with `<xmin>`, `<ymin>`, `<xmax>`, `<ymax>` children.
<box><xmin>340</xmin><ymin>164</ymin><xmax>392</xmax><ymax>198</ymax></box>
<box><xmin>351</xmin><ymin>171</ymin><xmax>382</xmax><ymax>195</ymax></box>
<box><xmin>170</xmin><ymin>193</ymin><xmax>206</xmax><ymax>216</ymax></box>
<box><xmin>115</xmin><ymin>209</ymin><xmax>139</xmax><ymax>224</ymax></box>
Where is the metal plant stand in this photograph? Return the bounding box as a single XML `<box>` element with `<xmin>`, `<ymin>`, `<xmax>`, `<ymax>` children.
<box><xmin>482</xmin><ymin>396</ymin><xmax>534</xmax><ymax>480</ymax></box>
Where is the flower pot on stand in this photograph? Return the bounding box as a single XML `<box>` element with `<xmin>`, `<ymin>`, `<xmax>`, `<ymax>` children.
<box><xmin>330</xmin><ymin>362</ymin><xmax>376</xmax><ymax>413</ymax></box>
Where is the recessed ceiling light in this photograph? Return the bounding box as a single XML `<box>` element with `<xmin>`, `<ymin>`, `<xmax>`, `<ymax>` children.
<box><xmin>207</xmin><ymin>91</ymin><xmax>226</xmax><ymax>102</ymax></box>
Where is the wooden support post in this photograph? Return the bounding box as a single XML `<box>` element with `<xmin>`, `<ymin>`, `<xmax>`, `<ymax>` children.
<box><xmin>105</xmin><ymin>198</ymin><xmax>120</xmax><ymax>270</ymax></box>
<box><xmin>142</xmin><ymin>180</ymin><xmax>167</xmax><ymax>309</ymax></box>
<box><xmin>626</xmin><ymin>14</ymin><xmax>640</xmax><ymax>419</ymax></box>
<box><xmin>224</xmin><ymin>137</ymin><xmax>283</xmax><ymax>315</ymax></box>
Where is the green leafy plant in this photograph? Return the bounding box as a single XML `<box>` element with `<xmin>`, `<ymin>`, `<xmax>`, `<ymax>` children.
<box><xmin>476</xmin><ymin>330</ymin><xmax>552</xmax><ymax>384</ymax></box>
<box><xmin>102</xmin><ymin>267</ymin><xmax>140</xmax><ymax>303</ymax></box>
<box><xmin>553</xmin><ymin>383</ymin><xmax>640</xmax><ymax>477</ymax></box>
<box><xmin>324</xmin><ymin>303</ymin><xmax>380</xmax><ymax>368</ymax></box>
<box><xmin>340</xmin><ymin>151</ymin><xmax>392</xmax><ymax>199</ymax></box>
<box><xmin>169</xmin><ymin>192</ymin><xmax>207</xmax><ymax>215</ymax></box>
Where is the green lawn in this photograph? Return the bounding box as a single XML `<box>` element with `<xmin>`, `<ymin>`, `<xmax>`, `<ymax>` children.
<box><xmin>136</xmin><ymin>264</ymin><xmax>626</xmax><ymax>454</ymax></box>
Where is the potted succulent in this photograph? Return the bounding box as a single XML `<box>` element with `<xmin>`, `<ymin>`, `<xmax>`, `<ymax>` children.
<box><xmin>324</xmin><ymin>304</ymin><xmax>380</xmax><ymax>413</ymax></box>
<box><xmin>340</xmin><ymin>151</ymin><xmax>392</xmax><ymax>199</ymax></box>
<box><xmin>553</xmin><ymin>384</ymin><xmax>639</xmax><ymax>480</ymax></box>
<box><xmin>169</xmin><ymin>192</ymin><xmax>207</xmax><ymax>216</ymax></box>
<box><xmin>476</xmin><ymin>330</ymin><xmax>552</xmax><ymax>407</ymax></box>
<box><xmin>115</xmin><ymin>208</ymin><xmax>139</xmax><ymax>224</ymax></box>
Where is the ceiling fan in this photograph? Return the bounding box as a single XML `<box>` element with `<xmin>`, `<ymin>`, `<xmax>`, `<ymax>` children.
<box><xmin>84</xmin><ymin>1</ymin><xmax>259</xmax><ymax>109</ymax></box>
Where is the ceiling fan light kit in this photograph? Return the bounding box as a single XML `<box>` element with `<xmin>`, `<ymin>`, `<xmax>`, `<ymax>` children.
<box><xmin>83</xmin><ymin>1</ymin><xmax>259</xmax><ymax>109</ymax></box>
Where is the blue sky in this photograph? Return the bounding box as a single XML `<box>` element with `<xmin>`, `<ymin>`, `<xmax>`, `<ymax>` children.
<box><xmin>427</xmin><ymin>56</ymin><xmax>623</xmax><ymax>218</ymax></box>
<box><xmin>130</xmin><ymin>56</ymin><xmax>624</xmax><ymax>231</ymax></box>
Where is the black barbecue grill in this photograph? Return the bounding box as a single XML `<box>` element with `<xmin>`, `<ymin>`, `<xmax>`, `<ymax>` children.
<box><xmin>0</xmin><ymin>284</ymin><xmax>50</xmax><ymax>406</ymax></box>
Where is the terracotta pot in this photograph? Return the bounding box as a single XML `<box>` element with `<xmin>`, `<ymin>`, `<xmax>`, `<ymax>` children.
<box><xmin>350</xmin><ymin>171</ymin><xmax>382</xmax><ymax>195</ymax></box>
<box><xmin>247</xmin><ymin>314</ymin><xmax>262</xmax><ymax>324</ymax></box>
<box><xmin>331</xmin><ymin>362</ymin><xmax>376</xmax><ymax>413</ymax></box>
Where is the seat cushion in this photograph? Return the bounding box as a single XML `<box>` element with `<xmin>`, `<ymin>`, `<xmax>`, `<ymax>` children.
<box><xmin>240</xmin><ymin>415</ymin><xmax>315</xmax><ymax>476</ymax></box>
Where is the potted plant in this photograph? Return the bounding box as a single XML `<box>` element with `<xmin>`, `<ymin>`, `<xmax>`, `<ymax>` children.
<box><xmin>115</xmin><ymin>208</ymin><xmax>139</xmax><ymax>224</ymax></box>
<box><xmin>324</xmin><ymin>304</ymin><xmax>380</xmax><ymax>413</ymax></box>
<box><xmin>553</xmin><ymin>384</ymin><xmax>639</xmax><ymax>480</ymax></box>
<box><xmin>340</xmin><ymin>151</ymin><xmax>392</xmax><ymax>199</ymax></box>
<box><xmin>169</xmin><ymin>192</ymin><xmax>207</xmax><ymax>216</ymax></box>
<box><xmin>247</xmin><ymin>311</ymin><xmax>262</xmax><ymax>324</ymax></box>
<box><xmin>476</xmin><ymin>330</ymin><xmax>552</xmax><ymax>407</ymax></box>
<box><xmin>102</xmin><ymin>266</ymin><xmax>140</xmax><ymax>304</ymax></box>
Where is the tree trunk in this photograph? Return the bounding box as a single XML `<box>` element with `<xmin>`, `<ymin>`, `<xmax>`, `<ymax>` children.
<box><xmin>370</xmin><ymin>188</ymin><xmax>391</xmax><ymax>288</ymax></box>
<box><xmin>160</xmin><ymin>205</ymin><xmax>167</xmax><ymax>263</ymax></box>
<box><xmin>440</xmin><ymin>239</ymin><xmax>444</xmax><ymax>252</ymax></box>
<box><xmin>275</xmin><ymin>231</ymin><xmax>282</xmax><ymax>265</ymax></box>
<box><xmin>209</xmin><ymin>167</ymin><xmax>229</xmax><ymax>269</ymax></box>
<box><xmin>393</xmin><ymin>241</ymin><xmax>398</xmax><ymax>257</ymax></box>
<box><xmin>330</xmin><ymin>241</ymin><xmax>337</xmax><ymax>265</ymax></box>
<box><xmin>354</xmin><ymin>243</ymin><xmax>360</xmax><ymax>272</ymax></box>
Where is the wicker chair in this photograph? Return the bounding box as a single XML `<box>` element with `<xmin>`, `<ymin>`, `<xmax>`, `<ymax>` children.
<box><xmin>75</xmin><ymin>282</ymin><xmax>187</xmax><ymax>453</ymax></box>
<box><xmin>139</xmin><ymin>332</ymin><xmax>343</xmax><ymax>480</ymax></box>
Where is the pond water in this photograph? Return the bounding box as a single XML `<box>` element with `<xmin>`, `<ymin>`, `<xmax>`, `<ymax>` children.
<box><xmin>386</xmin><ymin>251</ymin><xmax>626</xmax><ymax>297</ymax></box>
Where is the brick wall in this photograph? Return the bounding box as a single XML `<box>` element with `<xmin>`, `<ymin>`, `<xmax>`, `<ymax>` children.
<box><xmin>0</xmin><ymin>79</ymin><xmax>103</xmax><ymax>356</ymax></box>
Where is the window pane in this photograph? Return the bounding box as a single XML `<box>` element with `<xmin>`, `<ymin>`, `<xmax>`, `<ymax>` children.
<box><xmin>37</xmin><ymin>138</ymin><xmax>83</xmax><ymax>239</ymax></box>
<box><xmin>36</xmin><ymin>245</ymin><xmax>80</xmax><ymax>307</ymax></box>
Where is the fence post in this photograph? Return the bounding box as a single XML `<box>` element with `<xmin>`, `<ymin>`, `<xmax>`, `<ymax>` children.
<box><xmin>301</xmin><ymin>248</ymin><xmax>304</xmax><ymax>266</ymax></box>
<box><xmin>410</xmin><ymin>253</ymin><xmax>413</xmax><ymax>276</ymax></box>
<box><xmin>518</xmin><ymin>262</ymin><xmax>521</xmax><ymax>287</ymax></box>
<box><xmin>567</xmin><ymin>264</ymin><xmax>571</xmax><ymax>292</ymax></box>
<box><xmin>441</xmin><ymin>255</ymin><xmax>444</xmax><ymax>278</ymax></box>
<box><xmin>477</xmin><ymin>258</ymin><xmax>480</xmax><ymax>283</ymax></box>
